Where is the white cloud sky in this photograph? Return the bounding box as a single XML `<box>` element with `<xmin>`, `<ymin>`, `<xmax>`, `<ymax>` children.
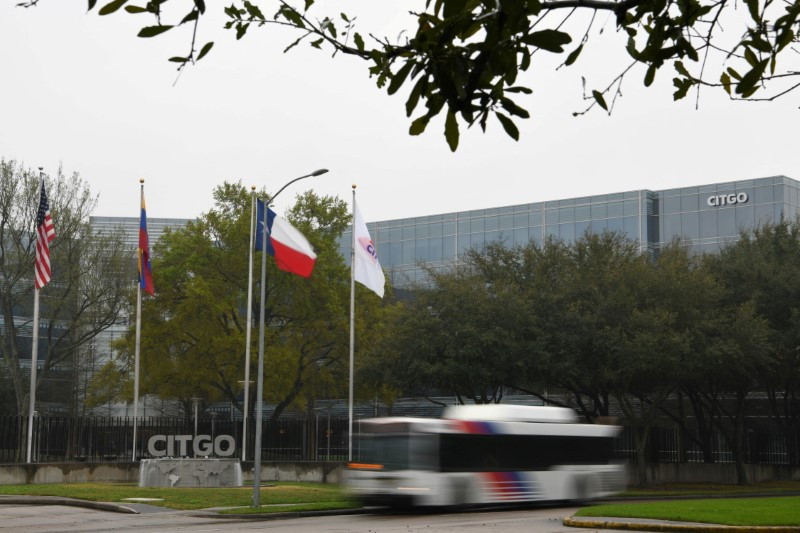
<box><xmin>1</xmin><ymin>2</ymin><xmax>798</xmax><ymax>223</ymax></box>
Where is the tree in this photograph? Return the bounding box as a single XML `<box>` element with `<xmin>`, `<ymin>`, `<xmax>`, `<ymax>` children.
<box><xmin>96</xmin><ymin>183</ymin><xmax>383</xmax><ymax>420</ymax></box>
<box><xmin>633</xmin><ymin>241</ymin><xmax>722</xmax><ymax>467</ymax></box>
<box><xmin>367</xmin><ymin>242</ymin><xmax>527</xmax><ymax>404</ymax></box>
<box><xmin>0</xmin><ymin>159</ymin><xmax>130</xmax><ymax>416</ymax></box>
<box><xmin>611</xmin><ymin>242</ymin><xmax>711</xmax><ymax>485</ymax></box>
<box><xmin>701</xmin><ymin>220</ymin><xmax>800</xmax><ymax>477</ymax></box>
<box><xmin>527</xmin><ymin>232</ymin><xmax>650</xmax><ymax>420</ymax></box>
<box><xmin>19</xmin><ymin>1</ymin><xmax>800</xmax><ymax>150</ymax></box>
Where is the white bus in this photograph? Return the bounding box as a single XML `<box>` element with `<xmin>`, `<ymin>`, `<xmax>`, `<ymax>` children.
<box><xmin>345</xmin><ymin>404</ymin><xmax>625</xmax><ymax>507</ymax></box>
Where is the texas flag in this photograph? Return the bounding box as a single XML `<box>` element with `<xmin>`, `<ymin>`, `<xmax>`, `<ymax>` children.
<box><xmin>255</xmin><ymin>199</ymin><xmax>317</xmax><ymax>278</ymax></box>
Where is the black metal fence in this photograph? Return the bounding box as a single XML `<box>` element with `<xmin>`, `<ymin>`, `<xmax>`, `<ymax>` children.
<box><xmin>0</xmin><ymin>415</ymin><xmax>351</xmax><ymax>464</ymax></box>
<box><xmin>613</xmin><ymin>425</ymin><xmax>800</xmax><ymax>465</ymax></box>
<box><xmin>1</xmin><ymin>415</ymin><xmax>798</xmax><ymax>465</ymax></box>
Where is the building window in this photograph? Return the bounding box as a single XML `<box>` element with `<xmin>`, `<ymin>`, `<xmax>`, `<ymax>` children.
<box><xmin>663</xmin><ymin>195</ymin><xmax>681</xmax><ymax>214</ymax></box>
<box><xmin>754</xmin><ymin>186</ymin><xmax>774</xmax><ymax>204</ymax></box>
<box><xmin>717</xmin><ymin>208</ymin><xmax>736</xmax><ymax>237</ymax></box>
<box><xmin>416</xmin><ymin>239</ymin><xmax>429</xmax><ymax>262</ymax></box>
<box><xmin>591</xmin><ymin>203</ymin><xmax>607</xmax><ymax>219</ymax></box>
<box><xmin>681</xmin><ymin>194</ymin><xmax>699</xmax><ymax>212</ymax></box>
<box><xmin>607</xmin><ymin>217</ymin><xmax>624</xmax><ymax>234</ymax></box>
<box><xmin>699</xmin><ymin>210</ymin><xmax>717</xmax><ymax>239</ymax></box>
<box><xmin>735</xmin><ymin>205</ymin><xmax>755</xmax><ymax>229</ymax></box>
<box><xmin>430</xmin><ymin>238</ymin><xmax>443</xmax><ymax>261</ymax></box>
<box><xmin>681</xmin><ymin>212</ymin><xmax>700</xmax><ymax>240</ymax></box>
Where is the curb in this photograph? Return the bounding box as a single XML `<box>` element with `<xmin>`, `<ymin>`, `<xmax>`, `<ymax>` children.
<box><xmin>563</xmin><ymin>516</ymin><xmax>800</xmax><ymax>533</ymax></box>
<box><xmin>0</xmin><ymin>495</ymin><xmax>138</xmax><ymax>514</ymax></box>
<box><xmin>187</xmin><ymin>507</ymin><xmax>370</xmax><ymax>520</ymax></box>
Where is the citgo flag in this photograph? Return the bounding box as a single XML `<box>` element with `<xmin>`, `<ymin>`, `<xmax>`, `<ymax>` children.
<box><xmin>34</xmin><ymin>180</ymin><xmax>56</xmax><ymax>290</ymax></box>
<box><xmin>255</xmin><ymin>199</ymin><xmax>317</xmax><ymax>278</ymax></box>
<box><xmin>353</xmin><ymin>204</ymin><xmax>385</xmax><ymax>298</ymax></box>
<box><xmin>138</xmin><ymin>193</ymin><xmax>154</xmax><ymax>296</ymax></box>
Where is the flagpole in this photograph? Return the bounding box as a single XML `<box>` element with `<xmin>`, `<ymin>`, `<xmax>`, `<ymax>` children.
<box><xmin>132</xmin><ymin>179</ymin><xmax>144</xmax><ymax>462</ymax></box>
<box><xmin>26</xmin><ymin>289</ymin><xmax>41</xmax><ymax>464</ymax></box>
<box><xmin>26</xmin><ymin>167</ymin><xmax>45</xmax><ymax>464</ymax></box>
<box><xmin>251</xmin><ymin>168</ymin><xmax>328</xmax><ymax>508</ymax></box>
<box><xmin>348</xmin><ymin>184</ymin><xmax>356</xmax><ymax>462</ymax></box>
<box><xmin>242</xmin><ymin>186</ymin><xmax>256</xmax><ymax>462</ymax></box>
<box><xmin>252</xmin><ymin>193</ymin><xmax>268</xmax><ymax>507</ymax></box>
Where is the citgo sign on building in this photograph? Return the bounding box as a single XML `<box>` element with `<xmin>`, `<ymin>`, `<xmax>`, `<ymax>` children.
<box><xmin>706</xmin><ymin>192</ymin><xmax>749</xmax><ymax>207</ymax></box>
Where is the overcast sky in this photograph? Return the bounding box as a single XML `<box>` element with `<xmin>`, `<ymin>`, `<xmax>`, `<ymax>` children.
<box><xmin>2</xmin><ymin>2</ymin><xmax>798</xmax><ymax>224</ymax></box>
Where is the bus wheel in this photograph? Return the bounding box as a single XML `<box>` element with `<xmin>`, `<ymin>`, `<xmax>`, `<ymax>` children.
<box><xmin>573</xmin><ymin>475</ymin><xmax>589</xmax><ymax>504</ymax></box>
<box><xmin>451</xmin><ymin>480</ymin><xmax>469</xmax><ymax>506</ymax></box>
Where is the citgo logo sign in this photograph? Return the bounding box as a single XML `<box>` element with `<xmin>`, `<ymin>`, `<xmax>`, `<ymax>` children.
<box><xmin>707</xmin><ymin>192</ymin><xmax>749</xmax><ymax>207</ymax></box>
<box><xmin>147</xmin><ymin>434</ymin><xmax>236</xmax><ymax>457</ymax></box>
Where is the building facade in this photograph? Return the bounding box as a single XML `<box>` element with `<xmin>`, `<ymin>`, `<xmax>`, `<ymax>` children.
<box><xmin>339</xmin><ymin>175</ymin><xmax>799</xmax><ymax>287</ymax></box>
<box><xmin>91</xmin><ymin>176</ymin><xmax>799</xmax><ymax>294</ymax></box>
<box><xmin>90</xmin><ymin>216</ymin><xmax>192</xmax><ymax>250</ymax></box>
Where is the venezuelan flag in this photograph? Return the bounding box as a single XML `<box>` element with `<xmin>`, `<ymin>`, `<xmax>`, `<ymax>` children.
<box><xmin>138</xmin><ymin>193</ymin><xmax>154</xmax><ymax>296</ymax></box>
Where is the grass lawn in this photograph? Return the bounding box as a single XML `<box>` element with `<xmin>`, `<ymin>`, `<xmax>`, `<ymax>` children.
<box><xmin>621</xmin><ymin>480</ymin><xmax>800</xmax><ymax>497</ymax></box>
<box><xmin>217</xmin><ymin>500</ymin><xmax>357</xmax><ymax>514</ymax></box>
<box><xmin>0</xmin><ymin>482</ymin><xmax>356</xmax><ymax>512</ymax></box>
<box><xmin>3</xmin><ymin>480</ymin><xmax>799</xmax><ymax>517</ymax></box>
<box><xmin>577</xmin><ymin>496</ymin><xmax>800</xmax><ymax>526</ymax></box>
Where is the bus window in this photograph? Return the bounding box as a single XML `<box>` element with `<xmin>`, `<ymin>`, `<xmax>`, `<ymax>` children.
<box><xmin>440</xmin><ymin>434</ymin><xmax>616</xmax><ymax>472</ymax></box>
<box><xmin>357</xmin><ymin>434</ymin><xmax>438</xmax><ymax>471</ymax></box>
<box><xmin>409</xmin><ymin>434</ymin><xmax>438</xmax><ymax>470</ymax></box>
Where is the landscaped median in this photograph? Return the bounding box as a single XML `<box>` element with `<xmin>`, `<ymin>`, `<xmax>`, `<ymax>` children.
<box><xmin>4</xmin><ymin>480</ymin><xmax>800</xmax><ymax>522</ymax></box>
<box><xmin>0</xmin><ymin>482</ymin><xmax>359</xmax><ymax>514</ymax></box>
<box><xmin>571</xmin><ymin>493</ymin><xmax>800</xmax><ymax>529</ymax></box>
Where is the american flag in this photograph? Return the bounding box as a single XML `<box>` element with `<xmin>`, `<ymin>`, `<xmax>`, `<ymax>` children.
<box><xmin>34</xmin><ymin>181</ymin><xmax>56</xmax><ymax>290</ymax></box>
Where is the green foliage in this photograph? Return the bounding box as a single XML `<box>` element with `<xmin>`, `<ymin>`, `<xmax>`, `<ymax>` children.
<box><xmin>97</xmin><ymin>182</ymin><xmax>385</xmax><ymax>418</ymax></box>
<box><xmin>699</xmin><ymin>219</ymin><xmax>800</xmax><ymax>473</ymax></box>
<box><xmin>0</xmin><ymin>159</ymin><xmax>130</xmax><ymax>416</ymax></box>
<box><xmin>98</xmin><ymin>0</ymin><xmax>127</xmax><ymax>15</ymax></box>
<box><xmin>578</xmin><ymin>496</ymin><xmax>800</xmax><ymax>526</ymax></box>
<box><xmin>364</xmin><ymin>242</ymin><xmax>530</xmax><ymax>404</ymax></box>
<box><xmin>0</xmin><ymin>360</ymin><xmax>17</xmax><ymax>415</ymax></box>
<box><xmin>365</xmin><ymin>221</ymin><xmax>800</xmax><ymax>484</ymax></box>
<box><xmin>0</xmin><ymin>481</ymin><xmax>350</xmax><ymax>511</ymax></box>
<box><xmin>61</xmin><ymin>0</ymin><xmax>800</xmax><ymax>150</ymax></box>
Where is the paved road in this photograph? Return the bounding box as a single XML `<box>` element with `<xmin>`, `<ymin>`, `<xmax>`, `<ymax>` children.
<box><xmin>0</xmin><ymin>504</ymin><xmax>618</xmax><ymax>533</ymax></box>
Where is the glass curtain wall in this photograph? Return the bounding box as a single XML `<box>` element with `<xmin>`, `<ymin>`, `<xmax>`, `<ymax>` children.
<box><xmin>339</xmin><ymin>176</ymin><xmax>798</xmax><ymax>289</ymax></box>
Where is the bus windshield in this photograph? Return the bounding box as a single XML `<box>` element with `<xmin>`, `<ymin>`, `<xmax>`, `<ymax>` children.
<box><xmin>357</xmin><ymin>434</ymin><xmax>438</xmax><ymax>471</ymax></box>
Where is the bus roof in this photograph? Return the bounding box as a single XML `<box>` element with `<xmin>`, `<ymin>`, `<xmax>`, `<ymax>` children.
<box><xmin>443</xmin><ymin>404</ymin><xmax>579</xmax><ymax>423</ymax></box>
<box><xmin>357</xmin><ymin>408</ymin><xmax>619</xmax><ymax>437</ymax></box>
<box><xmin>358</xmin><ymin>417</ymin><xmax>444</xmax><ymax>433</ymax></box>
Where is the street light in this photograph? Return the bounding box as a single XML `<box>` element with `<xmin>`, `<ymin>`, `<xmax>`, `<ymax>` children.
<box><xmin>252</xmin><ymin>168</ymin><xmax>328</xmax><ymax>508</ymax></box>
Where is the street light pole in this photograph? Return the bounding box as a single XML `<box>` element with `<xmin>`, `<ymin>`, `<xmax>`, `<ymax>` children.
<box><xmin>191</xmin><ymin>397</ymin><xmax>202</xmax><ymax>439</ymax></box>
<box><xmin>252</xmin><ymin>168</ymin><xmax>328</xmax><ymax>508</ymax></box>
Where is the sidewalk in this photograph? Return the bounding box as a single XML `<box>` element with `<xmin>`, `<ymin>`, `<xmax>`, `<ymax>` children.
<box><xmin>0</xmin><ymin>495</ymin><xmax>141</xmax><ymax>514</ymax></box>
<box><xmin>0</xmin><ymin>494</ymin><xmax>368</xmax><ymax>521</ymax></box>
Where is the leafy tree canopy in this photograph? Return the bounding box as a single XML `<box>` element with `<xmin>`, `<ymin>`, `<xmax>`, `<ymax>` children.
<box><xmin>0</xmin><ymin>159</ymin><xmax>130</xmax><ymax>416</ymax></box>
<box><xmin>92</xmin><ymin>182</ymin><xmax>386</xmax><ymax>419</ymax></box>
<box><xmin>19</xmin><ymin>0</ymin><xmax>800</xmax><ymax>149</ymax></box>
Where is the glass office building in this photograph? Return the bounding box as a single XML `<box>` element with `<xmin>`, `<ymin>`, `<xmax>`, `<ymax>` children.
<box><xmin>90</xmin><ymin>215</ymin><xmax>192</xmax><ymax>249</ymax></box>
<box><xmin>339</xmin><ymin>175</ymin><xmax>800</xmax><ymax>287</ymax></box>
